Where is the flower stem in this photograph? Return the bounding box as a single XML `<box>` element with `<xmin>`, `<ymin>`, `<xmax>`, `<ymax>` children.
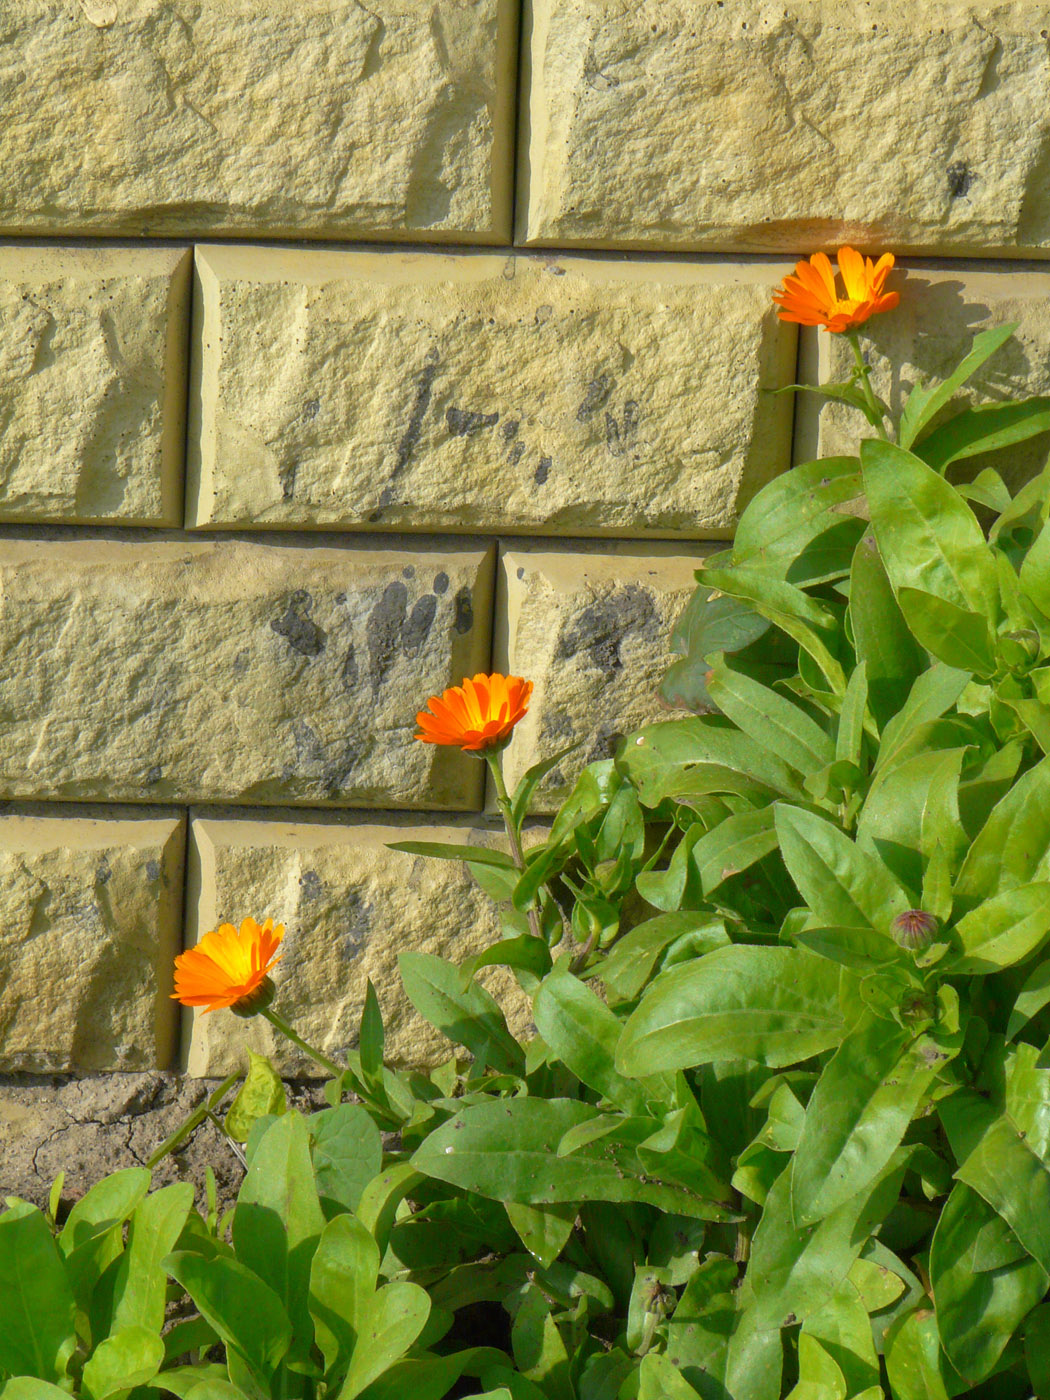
<box><xmin>846</xmin><ymin>330</ymin><xmax>890</xmax><ymax>440</ymax></box>
<box><xmin>486</xmin><ymin>749</ymin><xmax>545</xmax><ymax>944</ymax></box>
<box><xmin>261</xmin><ymin>1006</ymin><xmax>345</xmax><ymax>1079</ymax></box>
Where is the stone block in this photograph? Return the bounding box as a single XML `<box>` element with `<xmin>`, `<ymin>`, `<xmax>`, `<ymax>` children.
<box><xmin>0</xmin><ymin>1</ymin><xmax>517</xmax><ymax>243</ymax></box>
<box><xmin>519</xmin><ymin>0</ymin><xmax>1050</xmax><ymax>256</ymax></box>
<box><xmin>187</xmin><ymin>247</ymin><xmax>796</xmax><ymax>539</ymax></box>
<box><xmin>0</xmin><ymin>537</ymin><xmax>493</xmax><ymax>809</ymax></box>
<box><xmin>794</xmin><ymin>263</ymin><xmax>1050</xmax><ymax>490</ymax></box>
<box><xmin>0</xmin><ymin>811</ymin><xmax>184</xmax><ymax>1072</ymax></box>
<box><xmin>495</xmin><ymin>542</ymin><xmax>703</xmax><ymax>811</ymax></box>
<box><xmin>0</xmin><ymin>246</ymin><xmax>190</xmax><ymax>525</ymax></box>
<box><xmin>183</xmin><ymin>814</ymin><xmax>533</xmax><ymax>1076</ymax></box>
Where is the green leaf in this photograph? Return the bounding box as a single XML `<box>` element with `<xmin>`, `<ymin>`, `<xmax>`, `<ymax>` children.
<box><xmin>896</xmin><ymin>587</ymin><xmax>997</xmax><ymax>676</ymax></box>
<box><xmin>511</xmin><ymin>744</ymin><xmax>582</xmax><ymax>827</ymax></box>
<box><xmin>802</xmin><ymin>1282</ymin><xmax>880</xmax><ymax>1397</ymax></box>
<box><xmin>790</xmin><ymin>1014</ymin><xmax>953</xmax><ymax>1226</ymax></box>
<box><xmin>510</xmin><ymin>1286</ymin><xmax>572</xmax><ymax>1400</ymax></box>
<box><xmin>793</xmin><ymin>925</ymin><xmax>898</xmax><ymax>973</ymax></box>
<box><xmin>0</xmin><ymin>1202</ymin><xmax>76</xmax><ymax>1382</ymax></box>
<box><xmin>598</xmin><ymin>913</ymin><xmax>729</xmax><ymax>1001</ymax></box>
<box><xmin>309</xmin><ymin>1212</ymin><xmax>380</xmax><ymax>1379</ymax></box>
<box><xmin>532</xmin><ymin>960</ymin><xmax>650</xmax><ymax>1115</ymax></box>
<box><xmin>1007</xmin><ymin>957</ymin><xmax>1050</xmax><ymax>1041</ymax></box>
<box><xmin>850</xmin><ymin>536</ymin><xmax>928</xmax><ymax>729</ymax></box>
<box><xmin>706</xmin><ymin>656</ymin><xmax>834</xmax><ymax>776</ymax></box>
<box><xmin>412</xmin><ymin>1098</ymin><xmax>733</xmax><ymax>1221</ymax></box>
<box><xmin>731</xmin><ymin>456</ymin><xmax>865</xmax><ymax>584</ymax></box>
<box><xmin>617</xmin><ymin>945</ymin><xmax>846</xmax><ymax>1075</ymax></box>
<box><xmin>618</xmin><ymin>718</ymin><xmax>802</xmax><ymax>808</ymax></box>
<box><xmin>861</xmin><ymin>438</ymin><xmax>999</xmax><ymax>619</ymax></box>
<box><xmin>225</xmin><ymin>1052</ymin><xmax>286</xmax><ymax>1144</ymax></box>
<box><xmin>1026</xmin><ymin>1303</ymin><xmax>1050</xmax><ymax>1397</ymax></box>
<box><xmin>0</xmin><ymin>1385</ymin><xmax>78</xmax><ymax>1400</ymax></box>
<box><xmin>111</xmin><ymin>1183</ymin><xmax>195</xmax><ymax>1334</ymax></box>
<box><xmin>951</xmin><ymin>881</ymin><xmax>1050</xmax><ymax>973</ymax></box>
<box><xmin>685</xmin><ymin>807</ymin><xmax>779</xmax><ymax>897</ymax></box>
<box><xmin>82</xmin><ymin>1327</ymin><xmax>164</xmax><ymax>1400</ymax></box>
<box><xmin>775</xmin><ymin>804</ymin><xmax>909</xmax><ymax>934</ymax></box>
<box><xmin>165</xmin><ymin>1251</ymin><xmax>292</xmax><ymax>1389</ymax></box>
<box><xmin>930</xmin><ymin>1182</ymin><xmax>1048</xmax><ymax>1385</ymax></box>
<box><xmin>873</xmin><ymin>663</ymin><xmax>972</xmax><ymax>776</ymax></box>
<box><xmin>399</xmin><ymin>952</ymin><xmax>524</xmax><ymax>1075</ymax></box>
<box><xmin>334</xmin><ymin>1279</ymin><xmax>430</xmax><ymax>1400</ymax></box>
<box><xmin>385</xmin><ymin>841</ymin><xmax>515</xmax><ymax>868</ymax></box>
<box><xmin>233</xmin><ymin>1111</ymin><xmax>325</xmax><ymax>1362</ymax></box>
<box><xmin>748</xmin><ymin>1151</ymin><xmax>909</xmax><ymax>1330</ymax></box>
<box><xmin>943</xmin><ymin>1092</ymin><xmax>1050</xmax><ymax>1275</ymax></box>
<box><xmin>460</xmin><ymin>936</ymin><xmax>552</xmax><ymax>989</ymax></box>
<box><xmin>955</xmin><ymin>755</ymin><xmax>1050</xmax><ymax>905</ymax></box>
<box><xmin>504</xmin><ymin>1203</ymin><xmax>576</xmax><ymax>1270</ymax></box>
<box><xmin>359</xmin><ymin>980</ymin><xmax>385</xmax><ymax>1086</ymax></box>
<box><xmin>1020</xmin><ymin>518</ymin><xmax>1050</xmax><ymax>623</ymax></box>
<box><xmin>666</xmin><ymin>1258</ymin><xmax>783</xmax><ymax>1400</ymax></box>
<box><xmin>899</xmin><ymin>322</ymin><xmax>1015</xmax><ymax>449</ymax></box>
<box><xmin>914</xmin><ymin>397</ymin><xmax>1050</xmax><ymax>472</ymax></box>
<box><xmin>883</xmin><ymin>1309</ymin><xmax>951</xmax><ymax>1400</ymax></box>
<box><xmin>311</xmin><ymin>1104</ymin><xmax>383</xmax><ymax>1215</ymax></box>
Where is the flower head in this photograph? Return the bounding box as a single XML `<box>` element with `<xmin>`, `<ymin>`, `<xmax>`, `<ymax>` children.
<box><xmin>415</xmin><ymin>672</ymin><xmax>533</xmax><ymax>753</ymax></box>
<box><xmin>892</xmin><ymin>909</ymin><xmax>939</xmax><ymax>953</ymax></box>
<box><xmin>773</xmin><ymin>247</ymin><xmax>899</xmax><ymax>332</ymax></box>
<box><xmin>172</xmin><ymin>916</ymin><xmax>283</xmax><ymax>1015</ymax></box>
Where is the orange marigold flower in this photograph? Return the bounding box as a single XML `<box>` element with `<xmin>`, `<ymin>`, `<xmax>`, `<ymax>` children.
<box><xmin>171</xmin><ymin>916</ymin><xmax>283</xmax><ymax>1015</ymax></box>
<box><xmin>415</xmin><ymin>672</ymin><xmax>533</xmax><ymax>753</ymax></box>
<box><xmin>772</xmin><ymin>247</ymin><xmax>899</xmax><ymax>332</ymax></box>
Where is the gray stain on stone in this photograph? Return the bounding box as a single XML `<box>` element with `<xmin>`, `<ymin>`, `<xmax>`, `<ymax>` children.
<box><xmin>947</xmin><ymin>162</ymin><xmax>972</xmax><ymax>198</ymax></box>
<box><xmin>433</xmin><ymin>571</ymin><xmax>449</xmax><ymax>595</ymax></box>
<box><xmin>366</xmin><ymin>581</ymin><xmax>408</xmax><ymax>692</ymax></box>
<box><xmin>556</xmin><ymin>585</ymin><xmax>657</xmax><ymax>673</ymax></box>
<box><xmin>535</xmin><ymin>455</ymin><xmax>551</xmax><ymax>485</ymax></box>
<box><xmin>403</xmin><ymin>595</ymin><xmax>437</xmax><ymax>658</ymax></box>
<box><xmin>341</xmin><ymin>643</ymin><xmax>359</xmax><ymax>692</ymax></box>
<box><xmin>271</xmin><ymin>590</ymin><xmax>327</xmax><ymax>658</ymax></box>
<box><xmin>146</xmin><ymin>860</ymin><xmax>161</xmax><ymax>882</ymax></box>
<box><xmin>454</xmin><ymin>585</ymin><xmax>473</xmax><ymax>634</ymax></box>
<box><xmin>446</xmin><ymin>406</ymin><xmax>499</xmax><ymax>437</ymax></box>
<box><xmin>577</xmin><ymin>372</ymin><xmax>614</xmax><ymax>421</ymax></box>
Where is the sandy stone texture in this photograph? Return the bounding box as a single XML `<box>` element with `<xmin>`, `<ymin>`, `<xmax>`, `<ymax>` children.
<box><xmin>0</xmin><ymin>246</ymin><xmax>190</xmax><ymax>525</ymax></box>
<box><xmin>0</xmin><ymin>536</ymin><xmax>493</xmax><ymax>809</ymax></box>
<box><xmin>519</xmin><ymin>0</ymin><xmax>1050</xmax><ymax>256</ymax></box>
<box><xmin>0</xmin><ymin>811</ymin><xmax>184</xmax><ymax>1073</ymax></box>
<box><xmin>186</xmin><ymin>247</ymin><xmax>796</xmax><ymax>539</ymax></box>
<box><xmin>495</xmin><ymin>542</ymin><xmax>704</xmax><ymax>811</ymax></box>
<box><xmin>795</xmin><ymin>262</ymin><xmax>1050</xmax><ymax>490</ymax></box>
<box><xmin>0</xmin><ymin>1</ymin><xmax>518</xmax><ymax>243</ymax></box>
<box><xmin>182</xmin><ymin>813</ymin><xmax>534</xmax><ymax>1075</ymax></box>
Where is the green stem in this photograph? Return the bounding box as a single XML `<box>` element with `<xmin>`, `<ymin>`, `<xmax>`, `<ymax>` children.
<box><xmin>486</xmin><ymin>749</ymin><xmax>545</xmax><ymax>944</ymax></box>
<box><xmin>261</xmin><ymin>1007</ymin><xmax>345</xmax><ymax>1079</ymax></box>
<box><xmin>846</xmin><ymin>330</ymin><xmax>890</xmax><ymax>440</ymax></box>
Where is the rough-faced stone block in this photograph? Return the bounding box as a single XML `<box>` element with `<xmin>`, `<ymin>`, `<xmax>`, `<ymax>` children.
<box><xmin>795</xmin><ymin>263</ymin><xmax>1050</xmax><ymax>490</ymax></box>
<box><xmin>0</xmin><ymin>1</ymin><xmax>517</xmax><ymax>243</ymax></box>
<box><xmin>0</xmin><ymin>812</ymin><xmax>184</xmax><ymax>1072</ymax></box>
<box><xmin>187</xmin><ymin>247</ymin><xmax>795</xmax><ymax>539</ymax></box>
<box><xmin>0</xmin><ymin>246</ymin><xmax>190</xmax><ymax>525</ymax></box>
<box><xmin>519</xmin><ymin>0</ymin><xmax>1050</xmax><ymax>256</ymax></box>
<box><xmin>495</xmin><ymin>543</ymin><xmax>703</xmax><ymax>811</ymax></box>
<box><xmin>0</xmin><ymin>537</ymin><xmax>493</xmax><ymax>809</ymax></box>
<box><xmin>183</xmin><ymin>815</ymin><xmax>533</xmax><ymax>1076</ymax></box>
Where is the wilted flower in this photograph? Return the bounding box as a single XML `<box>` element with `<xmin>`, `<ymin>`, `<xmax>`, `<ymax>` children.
<box><xmin>172</xmin><ymin>916</ymin><xmax>283</xmax><ymax>1015</ymax></box>
<box><xmin>893</xmin><ymin>909</ymin><xmax>939</xmax><ymax>952</ymax></box>
<box><xmin>773</xmin><ymin>247</ymin><xmax>899</xmax><ymax>332</ymax></box>
<box><xmin>415</xmin><ymin>672</ymin><xmax>533</xmax><ymax>753</ymax></box>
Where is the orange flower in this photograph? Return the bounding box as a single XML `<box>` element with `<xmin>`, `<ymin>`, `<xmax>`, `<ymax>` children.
<box><xmin>171</xmin><ymin>916</ymin><xmax>283</xmax><ymax>1015</ymax></box>
<box><xmin>415</xmin><ymin>672</ymin><xmax>533</xmax><ymax>753</ymax></box>
<box><xmin>773</xmin><ymin>247</ymin><xmax>899</xmax><ymax>332</ymax></box>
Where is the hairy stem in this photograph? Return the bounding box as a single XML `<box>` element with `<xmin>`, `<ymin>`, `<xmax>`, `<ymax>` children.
<box><xmin>846</xmin><ymin>329</ymin><xmax>890</xmax><ymax>440</ymax></box>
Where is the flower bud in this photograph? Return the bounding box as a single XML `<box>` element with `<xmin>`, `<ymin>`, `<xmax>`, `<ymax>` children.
<box><xmin>892</xmin><ymin>910</ymin><xmax>939</xmax><ymax>952</ymax></box>
<box><xmin>231</xmin><ymin>975</ymin><xmax>276</xmax><ymax>1018</ymax></box>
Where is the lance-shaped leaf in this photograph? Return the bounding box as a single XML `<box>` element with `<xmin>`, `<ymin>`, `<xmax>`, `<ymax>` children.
<box><xmin>598</xmin><ymin>912</ymin><xmax>729</xmax><ymax>1002</ymax></box>
<box><xmin>884</xmin><ymin>1308</ymin><xmax>951</xmax><ymax>1400</ymax></box>
<box><xmin>731</xmin><ymin>456</ymin><xmax>864</xmax><ymax>584</ymax></box>
<box><xmin>790</xmin><ymin>1014</ymin><xmax>954</xmax><ymax>1226</ymax></box>
<box><xmin>0</xmin><ymin>1202</ymin><xmax>76</xmax><ymax>1383</ymax></box>
<box><xmin>666</xmin><ymin>1258</ymin><xmax>783</xmax><ymax>1400</ymax></box>
<box><xmin>619</xmin><ymin>718</ymin><xmax>802</xmax><ymax>807</ymax></box>
<box><xmin>930</xmin><ymin>1182</ymin><xmax>1048</xmax><ymax>1385</ymax></box>
<box><xmin>899</xmin><ymin>322</ymin><xmax>1015</xmax><ymax>449</ymax></box>
<box><xmin>954</xmin><ymin>756</ymin><xmax>1050</xmax><ymax>906</ymax></box>
<box><xmin>775</xmin><ymin>803</ymin><xmax>909</xmax><ymax>934</ymax></box>
<box><xmin>915</xmin><ymin>397</ymin><xmax>1050</xmax><ymax>472</ymax></box>
<box><xmin>412</xmin><ymin>1098</ymin><xmax>734</xmax><ymax>1221</ymax></box>
<box><xmin>861</xmin><ymin>438</ymin><xmax>999</xmax><ymax>618</ymax></box>
<box><xmin>399</xmin><ymin>952</ymin><xmax>524</xmax><ymax>1075</ymax></box>
<box><xmin>705</xmin><ymin>658</ymin><xmax>834</xmax><ymax>777</ymax></box>
<box><xmin>850</xmin><ymin>536</ymin><xmax>927</xmax><ymax>729</ymax></box>
<box><xmin>111</xmin><ymin>1182</ymin><xmax>195</xmax><ymax>1334</ymax></box>
<box><xmin>617</xmin><ymin>945</ymin><xmax>847</xmax><ymax>1076</ymax></box>
<box><xmin>896</xmin><ymin>587</ymin><xmax>997</xmax><ymax>676</ymax></box>
<box><xmin>82</xmin><ymin>1327</ymin><xmax>164</xmax><ymax>1400</ymax></box>
<box><xmin>950</xmin><ymin>882</ymin><xmax>1050</xmax><ymax>974</ymax></box>
<box><xmin>165</xmin><ymin>1251</ymin><xmax>292</xmax><ymax>1388</ymax></box>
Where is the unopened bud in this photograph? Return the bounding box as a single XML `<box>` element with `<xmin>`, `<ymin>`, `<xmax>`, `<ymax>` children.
<box><xmin>893</xmin><ymin>910</ymin><xmax>939</xmax><ymax>952</ymax></box>
<box><xmin>231</xmin><ymin>975</ymin><xmax>276</xmax><ymax>1018</ymax></box>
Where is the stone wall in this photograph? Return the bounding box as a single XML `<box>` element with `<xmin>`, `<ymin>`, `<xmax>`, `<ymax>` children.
<box><xmin>3</xmin><ymin>0</ymin><xmax>1050</xmax><ymax>1192</ymax></box>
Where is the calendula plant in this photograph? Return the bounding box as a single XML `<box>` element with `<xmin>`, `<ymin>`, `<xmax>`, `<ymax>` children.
<box><xmin>10</xmin><ymin>246</ymin><xmax>1050</xmax><ymax>1400</ymax></box>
